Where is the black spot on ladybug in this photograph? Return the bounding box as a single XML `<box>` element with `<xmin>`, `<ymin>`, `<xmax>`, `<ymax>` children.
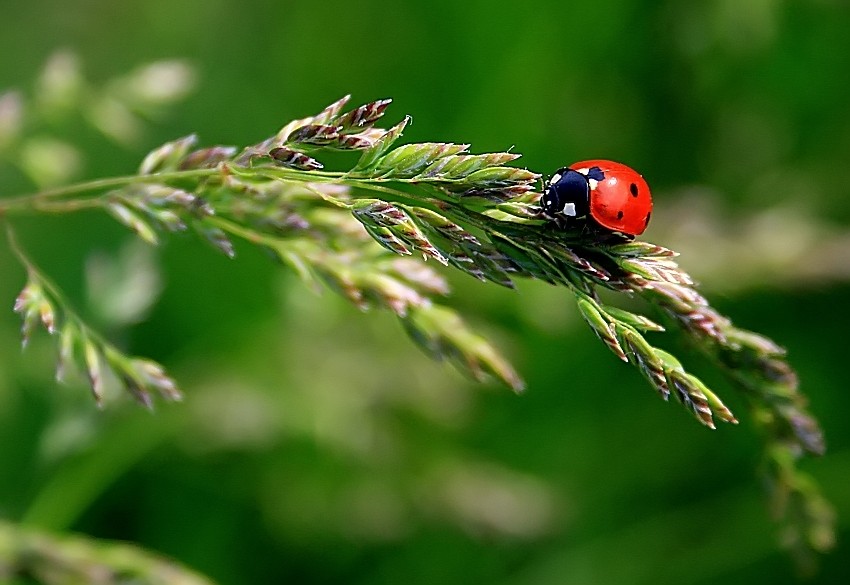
<box><xmin>617</xmin><ymin>210</ymin><xmax>624</xmax><ymax>220</ymax></box>
<box><xmin>644</xmin><ymin>212</ymin><xmax>651</xmax><ymax>226</ymax></box>
<box><xmin>630</xmin><ymin>183</ymin><xmax>639</xmax><ymax>197</ymax></box>
<box><xmin>587</xmin><ymin>167</ymin><xmax>605</xmax><ymax>182</ymax></box>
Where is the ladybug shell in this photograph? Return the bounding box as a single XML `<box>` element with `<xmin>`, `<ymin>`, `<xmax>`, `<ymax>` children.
<box><xmin>570</xmin><ymin>159</ymin><xmax>652</xmax><ymax>236</ymax></box>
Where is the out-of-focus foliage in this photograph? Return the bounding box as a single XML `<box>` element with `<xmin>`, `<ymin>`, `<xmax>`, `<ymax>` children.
<box><xmin>1</xmin><ymin>1</ymin><xmax>849</xmax><ymax>584</ymax></box>
<box><xmin>0</xmin><ymin>519</ymin><xmax>215</xmax><ymax>585</ymax></box>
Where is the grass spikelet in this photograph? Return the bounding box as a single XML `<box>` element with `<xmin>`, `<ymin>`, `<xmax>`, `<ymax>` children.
<box><xmin>138</xmin><ymin>134</ymin><xmax>197</xmax><ymax>174</ymax></box>
<box><xmin>575</xmin><ymin>295</ymin><xmax>627</xmax><ymax>361</ymax></box>
<box><xmin>354</xmin><ymin>115</ymin><xmax>410</xmax><ymax>171</ymax></box>
<box><xmin>179</xmin><ymin>145</ymin><xmax>237</xmax><ymax>169</ymax></box>
<box><xmin>376</xmin><ymin>142</ymin><xmax>470</xmax><ymax>177</ymax></box>
<box><xmin>107</xmin><ymin>200</ymin><xmax>159</xmax><ymax>245</ymax></box>
<box><xmin>83</xmin><ymin>339</ymin><xmax>105</xmax><ymax>405</ymax></box>
<box><xmin>401</xmin><ymin>304</ymin><xmax>524</xmax><ymax>392</ymax></box>
<box><xmin>312</xmin><ymin>94</ymin><xmax>351</xmax><ymax>124</ymax></box>
<box><xmin>351</xmin><ymin>200</ymin><xmax>448</xmax><ymax>265</ymax></box>
<box><xmin>333</xmin><ymin>98</ymin><xmax>392</xmax><ymax>131</ymax></box>
<box><xmin>269</xmin><ymin>146</ymin><xmax>323</xmax><ymax>170</ymax></box>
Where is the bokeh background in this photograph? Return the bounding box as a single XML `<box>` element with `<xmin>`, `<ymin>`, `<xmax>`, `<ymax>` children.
<box><xmin>1</xmin><ymin>0</ymin><xmax>850</xmax><ymax>583</ymax></box>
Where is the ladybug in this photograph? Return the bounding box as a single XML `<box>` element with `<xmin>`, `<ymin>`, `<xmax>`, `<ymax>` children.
<box><xmin>540</xmin><ymin>159</ymin><xmax>652</xmax><ymax>239</ymax></box>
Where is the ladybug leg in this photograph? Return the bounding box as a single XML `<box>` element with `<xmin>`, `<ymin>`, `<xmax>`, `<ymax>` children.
<box><xmin>534</xmin><ymin>174</ymin><xmax>551</xmax><ymax>219</ymax></box>
<box><xmin>597</xmin><ymin>230</ymin><xmax>634</xmax><ymax>244</ymax></box>
<box><xmin>533</xmin><ymin>205</ymin><xmax>549</xmax><ymax>220</ymax></box>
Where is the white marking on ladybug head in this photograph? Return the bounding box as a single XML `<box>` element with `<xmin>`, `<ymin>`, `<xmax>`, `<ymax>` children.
<box><xmin>576</xmin><ymin>167</ymin><xmax>589</xmax><ymax>176</ymax></box>
<box><xmin>550</xmin><ymin>172</ymin><xmax>562</xmax><ymax>185</ymax></box>
<box><xmin>588</xmin><ymin>178</ymin><xmax>599</xmax><ymax>190</ymax></box>
<box><xmin>562</xmin><ymin>202</ymin><xmax>577</xmax><ymax>217</ymax></box>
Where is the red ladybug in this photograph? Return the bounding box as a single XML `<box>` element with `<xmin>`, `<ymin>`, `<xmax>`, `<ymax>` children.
<box><xmin>540</xmin><ymin>159</ymin><xmax>652</xmax><ymax>239</ymax></box>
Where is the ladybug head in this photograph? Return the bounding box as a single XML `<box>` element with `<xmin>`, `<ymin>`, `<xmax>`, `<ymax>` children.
<box><xmin>541</xmin><ymin>168</ymin><xmax>590</xmax><ymax>219</ymax></box>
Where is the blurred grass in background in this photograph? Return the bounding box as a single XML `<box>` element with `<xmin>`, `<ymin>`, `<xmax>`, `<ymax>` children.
<box><xmin>1</xmin><ymin>0</ymin><xmax>849</xmax><ymax>583</ymax></box>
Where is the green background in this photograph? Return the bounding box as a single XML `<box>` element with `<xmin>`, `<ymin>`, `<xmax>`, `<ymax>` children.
<box><xmin>1</xmin><ymin>0</ymin><xmax>849</xmax><ymax>583</ymax></box>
